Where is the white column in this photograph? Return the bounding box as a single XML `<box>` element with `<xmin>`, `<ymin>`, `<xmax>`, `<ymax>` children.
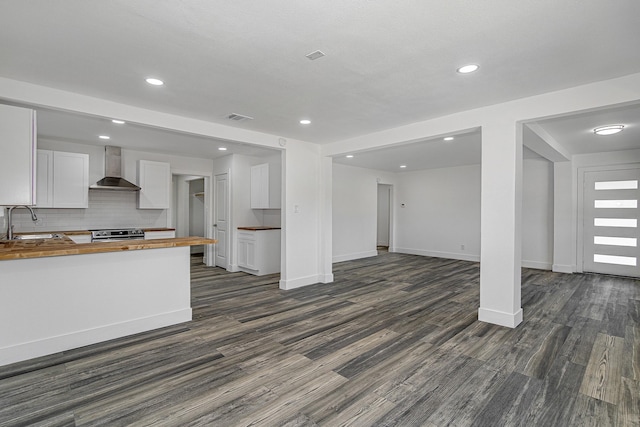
<box><xmin>319</xmin><ymin>155</ymin><xmax>334</xmax><ymax>283</ymax></box>
<box><xmin>478</xmin><ymin>120</ymin><xmax>523</xmax><ymax>328</ymax></box>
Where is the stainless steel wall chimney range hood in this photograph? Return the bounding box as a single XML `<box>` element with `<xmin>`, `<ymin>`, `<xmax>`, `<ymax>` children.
<box><xmin>90</xmin><ymin>146</ymin><xmax>141</xmax><ymax>191</ymax></box>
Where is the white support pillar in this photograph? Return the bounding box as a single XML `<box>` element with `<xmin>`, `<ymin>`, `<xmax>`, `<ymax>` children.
<box><xmin>478</xmin><ymin>120</ymin><xmax>523</xmax><ymax>328</ymax></box>
<box><xmin>319</xmin><ymin>155</ymin><xmax>334</xmax><ymax>283</ymax></box>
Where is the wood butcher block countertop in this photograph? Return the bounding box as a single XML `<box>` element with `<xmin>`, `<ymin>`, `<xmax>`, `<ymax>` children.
<box><xmin>0</xmin><ymin>236</ymin><xmax>216</xmax><ymax>261</ymax></box>
<box><xmin>237</xmin><ymin>226</ymin><xmax>282</xmax><ymax>231</ymax></box>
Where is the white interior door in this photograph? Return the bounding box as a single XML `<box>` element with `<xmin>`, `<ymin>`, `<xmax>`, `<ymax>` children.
<box><xmin>583</xmin><ymin>168</ymin><xmax>640</xmax><ymax>277</ymax></box>
<box><xmin>214</xmin><ymin>173</ymin><xmax>229</xmax><ymax>269</ymax></box>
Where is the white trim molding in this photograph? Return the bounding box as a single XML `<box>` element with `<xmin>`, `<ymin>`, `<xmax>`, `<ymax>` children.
<box><xmin>478</xmin><ymin>307</ymin><xmax>523</xmax><ymax>328</ymax></box>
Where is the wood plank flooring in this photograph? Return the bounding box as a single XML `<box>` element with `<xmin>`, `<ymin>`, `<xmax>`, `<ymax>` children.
<box><xmin>1</xmin><ymin>252</ymin><xmax>639</xmax><ymax>426</ymax></box>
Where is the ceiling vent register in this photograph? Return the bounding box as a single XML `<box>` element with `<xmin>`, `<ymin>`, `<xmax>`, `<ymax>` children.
<box><xmin>227</xmin><ymin>113</ymin><xmax>254</xmax><ymax>122</ymax></box>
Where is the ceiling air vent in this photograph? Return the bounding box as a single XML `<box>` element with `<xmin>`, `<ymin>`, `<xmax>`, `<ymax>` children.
<box><xmin>227</xmin><ymin>113</ymin><xmax>254</xmax><ymax>122</ymax></box>
<box><xmin>306</xmin><ymin>50</ymin><xmax>326</xmax><ymax>61</ymax></box>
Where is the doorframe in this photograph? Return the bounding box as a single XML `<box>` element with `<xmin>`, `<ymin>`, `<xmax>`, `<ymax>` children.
<box><xmin>170</xmin><ymin>169</ymin><xmax>213</xmax><ymax>266</ymax></box>
<box><xmin>576</xmin><ymin>162</ymin><xmax>640</xmax><ymax>273</ymax></box>
<box><xmin>376</xmin><ymin>183</ymin><xmax>394</xmax><ymax>250</ymax></box>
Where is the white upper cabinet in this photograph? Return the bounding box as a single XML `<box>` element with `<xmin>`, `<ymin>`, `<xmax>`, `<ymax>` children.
<box><xmin>35</xmin><ymin>150</ymin><xmax>53</xmax><ymax>208</ymax></box>
<box><xmin>250</xmin><ymin>162</ymin><xmax>281</xmax><ymax>209</ymax></box>
<box><xmin>36</xmin><ymin>150</ymin><xmax>89</xmax><ymax>208</ymax></box>
<box><xmin>138</xmin><ymin>160</ymin><xmax>171</xmax><ymax>209</ymax></box>
<box><xmin>0</xmin><ymin>104</ymin><xmax>36</xmax><ymax>206</ymax></box>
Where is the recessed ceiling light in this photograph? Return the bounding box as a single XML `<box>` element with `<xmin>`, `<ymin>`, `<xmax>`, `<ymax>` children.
<box><xmin>145</xmin><ymin>78</ymin><xmax>164</xmax><ymax>86</ymax></box>
<box><xmin>300</xmin><ymin>119</ymin><xmax>311</xmax><ymax>125</ymax></box>
<box><xmin>112</xmin><ymin>119</ymin><xmax>125</xmax><ymax>124</ymax></box>
<box><xmin>346</xmin><ymin>155</ymin><xmax>354</xmax><ymax>158</ymax></box>
<box><xmin>457</xmin><ymin>64</ymin><xmax>479</xmax><ymax>74</ymax></box>
<box><xmin>594</xmin><ymin>125</ymin><xmax>625</xmax><ymax>136</ymax></box>
<box><xmin>400</xmin><ymin>165</ymin><xmax>407</xmax><ymax>169</ymax></box>
<box><xmin>444</xmin><ymin>136</ymin><xmax>454</xmax><ymax>141</ymax></box>
<box><xmin>99</xmin><ymin>135</ymin><xmax>110</xmax><ymax>140</ymax></box>
<box><xmin>218</xmin><ymin>147</ymin><xmax>227</xmax><ymax>151</ymax></box>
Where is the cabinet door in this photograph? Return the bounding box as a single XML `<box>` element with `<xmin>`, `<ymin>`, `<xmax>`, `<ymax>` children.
<box><xmin>138</xmin><ymin>160</ymin><xmax>171</xmax><ymax>209</ymax></box>
<box><xmin>238</xmin><ymin>239</ymin><xmax>248</xmax><ymax>267</ymax></box>
<box><xmin>0</xmin><ymin>105</ymin><xmax>36</xmax><ymax>205</ymax></box>
<box><xmin>52</xmin><ymin>151</ymin><xmax>89</xmax><ymax>208</ymax></box>
<box><xmin>250</xmin><ymin>164</ymin><xmax>268</xmax><ymax>209</ymax></box>
<box><xmin>245</xmin><ymin>240</ymin><xmax>257</xmax><ymax>269</ymax></box>
<box><xmin>35</xmin><ymin>150</ymin><xmax>54</xmax><ymax>208</ymax></box>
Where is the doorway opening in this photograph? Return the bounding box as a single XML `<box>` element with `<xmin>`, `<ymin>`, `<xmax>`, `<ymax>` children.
<box><xmin>172</xmin><ymin>174</ymin><xmax>209</xmax><ymax>265</ymax></box>
<box><xmin>377</xmin><ymin>184</ymin><xmax>392</xmax><ymax>252</ymax></box>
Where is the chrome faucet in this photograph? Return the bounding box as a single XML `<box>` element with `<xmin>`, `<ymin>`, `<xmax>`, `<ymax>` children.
<box><xmin>6</xmin><ymin>205</ymin><xmax>38</xmax><ymax>240</ymax></box>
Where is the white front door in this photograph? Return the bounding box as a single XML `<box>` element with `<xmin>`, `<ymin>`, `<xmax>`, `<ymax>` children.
<box><xmin>583</xmin><ymin>168</ymin><xmax>640</xmax><ymax>277</ymax></box>
<box><xmin>214</xmin><ymin>173</ymin><xmax>229</xmax><ymax>269</ymax></box>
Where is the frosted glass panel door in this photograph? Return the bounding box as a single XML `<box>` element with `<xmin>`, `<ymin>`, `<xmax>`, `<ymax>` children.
<box><xmin>583</xmin><ymin>168</ymin><xmax>640</xmax><ymax>277</ymax></box>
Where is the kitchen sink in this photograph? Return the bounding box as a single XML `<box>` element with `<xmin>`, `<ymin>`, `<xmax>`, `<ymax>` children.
<box><xmin>12</xmin><ymin>233</ymin><xmax>64</xmax><ymax>240</ymax></box>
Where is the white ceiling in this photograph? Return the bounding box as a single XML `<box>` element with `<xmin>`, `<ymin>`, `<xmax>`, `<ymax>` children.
<box><xmin>1</xmin><ymin>1</ymin><xmax>640</xmax><ymax>169</ymax></box>
<box><xmin>33</xmin><ymin>107</ymin><xmax>278</xmax><ymax>159</ymax></box>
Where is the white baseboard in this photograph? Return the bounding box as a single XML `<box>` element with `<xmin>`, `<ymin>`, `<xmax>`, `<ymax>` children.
<box><xmin>332</xmin><ymin>250</ymin><xmax>378</xmax><ymax>263</ymax></box>
<box><xmin>478</xmin><ymin>307</ymin><xmax>523</xmax><ymax>328</ymax></box>
<box><xmin>552</xmin><ymin>264</ymin><xmax>575</xmax><ymax>274</ymax></box>
<box><xmin>227</xmin><ymin>263</ymin><xmax>239</xmax><ymax>272</ymax></box>
<box><xmin>394</xmin><ymin>247</ymin><xmax>480</xmax><ymax>263</ymax></box>
<box><xmin>279</xmin><ymin>274</ymin><xmax>324</xmax><ymax>290</ymax></box>
<box><xmin>319</xmin><ymin>273</ymin><xmax>334</xmax><ymax>283</ymax></box>
<box><xmin>0</xmin><ymin>309</ymin><xmax>192</xmax><ymax>367</ymax></box>
<box><xmin>522</xmin><ymin>260</ymin><xmax>552</xmax><ymax>270</ymax></box>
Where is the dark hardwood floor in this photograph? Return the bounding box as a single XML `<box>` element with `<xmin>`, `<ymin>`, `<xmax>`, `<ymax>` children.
<box><xmin>1</xmin><ymin>252</ymin><xmax>639</xmax><ymax>426</ymax></box>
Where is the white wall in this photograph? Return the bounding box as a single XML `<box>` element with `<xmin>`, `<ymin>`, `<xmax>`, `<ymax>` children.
<box><xmin>395</xmin><ymin>164</ymin><xmax>482</xmax><ymax>261</ymax></box>
<box><xmin>331</xmin><ymin>159</ymin><xmax>553</xmax><ymax>268</ymax></box>
<box><xmin>332</xmin><ymin>163</ymin><xmax>396</xmax><ymax>262</ymax></box>
<box><xmin>9</xmin><ymin>190</ymin><xmax>168</xmax><ymax>232</ymax></box>
<box><xmin>522</xmin><ymin>158</ymin><xmax>553</xmax><ymax>269</ymax></box>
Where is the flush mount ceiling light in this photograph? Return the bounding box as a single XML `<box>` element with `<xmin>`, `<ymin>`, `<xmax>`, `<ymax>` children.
<box><xmin>444</xmin><ymin>136</ymin><xmax>454</xmax><ymax>141</ymax></box>
<box><xmin>145</xmin><ymin>77</ymin><xmax>164</xmax><ymax>86</ymax></box>
<box><xmin>400</xmin><ymin>165</ymin><xmax>407</xmax><ymax>169</ymax></box>
<box><xmin>112</xmin><ymin>119</ymin><xmax>125</xmax><ymax>124</ymax></box>
<box><xmin>98</xmin><ymin>135</ymin><xmax>110</xmax><ymax>140</ymax></box>
<box><xmin>594</xmin><ymin>124</ymin><xmax>625</xmax><ymax>136</ymax></box>
<box><xmin>346</xmin><ymin>155</ymin><xmax>354</xmax><ymax>158</ymax></box>
<box><xmin>218</xmin><ymin>147</ymin><xmax>227</xmax><ymax>151</ymax></box>
<box><xmin>300</xmin><ymin>119</ymin><xmax>311</xmax><ymax>125</ymax></box>
<box><xmin>457</xmin><ymin>64</ymin><xmax>479</xmax><ymax>74</ymax></box>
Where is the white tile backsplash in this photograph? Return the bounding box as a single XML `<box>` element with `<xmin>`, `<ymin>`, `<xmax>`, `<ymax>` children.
<box><xmin>7</xmin><ymin>191</ymin><xmax>168</xmax><ymax>232</ymax></box>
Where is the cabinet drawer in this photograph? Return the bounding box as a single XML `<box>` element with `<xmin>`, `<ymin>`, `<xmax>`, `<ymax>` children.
<box><xmin>238</xmin><ymin>231</ymin><xmax>256</xmax><ymax>242</ymax></box>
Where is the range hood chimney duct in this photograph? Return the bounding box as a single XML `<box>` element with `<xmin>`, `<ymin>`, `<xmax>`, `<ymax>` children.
<box><xmin>90</xmin><ymin>146</ymin><xmax>141</xmax><ymax>191</ymax></box>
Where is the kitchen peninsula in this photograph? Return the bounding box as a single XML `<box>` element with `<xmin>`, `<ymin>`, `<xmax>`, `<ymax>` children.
<box><xmin>0</xmin><ymin>235</ymin><xmax>216</xmax><ymax>366</ymax></box>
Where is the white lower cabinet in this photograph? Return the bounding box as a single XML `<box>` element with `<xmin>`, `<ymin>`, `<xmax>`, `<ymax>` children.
<box><xmin>237</xmin><ymin>229</ymin><xmax>281</xmax><ymax>276</ymax></box>
<box><xmin>36</xmin><ymin>150</ymin><xmax>89</xmax><ymax>208</ymax></box>
<box><xmin>144</xmin><ymin>230</ymin><xmax>176</xmax><ymax>240</ymax></box>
